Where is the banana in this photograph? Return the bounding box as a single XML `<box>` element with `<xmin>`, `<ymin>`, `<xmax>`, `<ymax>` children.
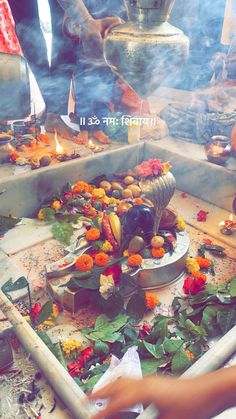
<box><xmin>109</xmin><ymin>212</ymin><xmax>121</xmax><ymax>245</ymax></box>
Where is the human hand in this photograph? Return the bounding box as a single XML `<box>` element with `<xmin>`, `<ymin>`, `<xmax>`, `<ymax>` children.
<box><xmin>80</xmin><ymin>16</ymin><xmax>122</xmax><ymax>58</ymax></box>
<box><xmin>88</xmin><ymin>374</ymin><xmax>224</xmax><ymax>419</ymax></box>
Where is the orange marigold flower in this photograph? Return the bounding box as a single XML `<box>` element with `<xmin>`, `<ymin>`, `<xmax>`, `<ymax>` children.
<box><xmin>133</xmin><ymin>198</ymin><xmax>144</xmax><ymax>205</ymax></box>
<box><xmin>72</xmin><ymin>181</ymin><xmax>93</xmax><ymax>195</ymax></box>
<box><xmin>83</xmin><ymin>206</ymin><xmax>97</xmax><ymax>218</ymax></box>
<box><xmin>128</xmin><ymin>254</ymin><xmax>143</xmax><ymax>267</ymax></box>
<box><xmin>75</xmin><ymin>254</ymin><xmax>93</xmax><ymax>271</ymax></box>
<box><xmin>151</xmin><ymin>247</ymin><xmax>165</xmax><ymax>258</ymax></box>
<box><xmin>185</xmin><ymin>349</ymin><xmax>195</xmax><ymax>362</ymax></box>
<box><xmin>191</xmin><ymin>271</ymin><xmax>207</xmax><ymax>281</ymax></box>
<box><xmin>195</xmin><ymin>256</ymin><xmax>211</xmax><ymax>269</ymax></box>
<box><xmin>86</xmin><ymin>228</ymin><xmax>101</xmax><ymax>241</ymax></box>
<box><xmin>94</xmin><ymin>253</ymin><xmax>110</xmax><ymax>267</ymax></box>
<box><xmin>145</xmin><ymin>293</ymin><xmax>159</xmax><ymax>309</ymax></box>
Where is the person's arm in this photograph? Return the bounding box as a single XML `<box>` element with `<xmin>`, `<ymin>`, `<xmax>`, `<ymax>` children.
<box><xmin>57</xmin><ymin>0</ymin><xmax>122</xmax><ymax>55</ymax></box>
<box><xmin>89</xmin><ymin>366</ymin><xmax>236</xmax><ymax>419</ymax></box>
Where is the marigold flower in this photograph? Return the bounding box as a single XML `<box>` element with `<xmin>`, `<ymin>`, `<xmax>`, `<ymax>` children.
<box><xmin>123</xmin><ymin>249</ymin><xmax>129</xmax><ymax>257</ymax></box>
<box><xmin>75</xmin><ymin>254</ymin><xmax>93</xmax><ymax>271</ymax></box>
<box><xmin>185</xmin><ymin>349</ymin><xmax>195</xmax><ymax>362</ymax></box>
<box><xmin>86</xmin><ymin>228</ymin><xmax>101</xmax><ymax>241</ymax></box>
<box><xmin>61</xmin><ymin>339</ymin><xmax>83</xmax><ymax>359</ymax></box>
<box><xmin>191</xmin><ymin>271</ymin><xmax>207</xmax><ymax>281</ymax></box>
<box><xmin>195</xmin><ymin>256</ymin><xmax>211</xmax><ymax>269</ymax></box>
<box><xmin>83</xmin><ymin>206</ymin><xmax>97</xmax><ymax>218</ymax></box>
<box><xmin>37</xmin><ymin>209</ymin><xmax>45</xmax><ymax>221</ymax></box>
<box><xmin>151</xmin><ymin>247</ymin><xmax>165</xmax><ymax>258</ymax></box>
<box><xmin>145</xmin><ymin>293</ymin><xmax>159</xmax><ymax>309</ymax></box>
<box><xmin>185</xmin><ymin>258</ymin><xmax>200</xmax><ymax>274</ymax></box>
<box><xmin>162</xmin><ymin>161</ymin><xmax>172</xmax><ymax>175</ymax></box>
<box><xmin>103</xmin><ymin>196</ymin><xmax>121</xmax><ymax>205</ymax></box>
<box><xmin>51</xmin><ymin>200</ymin><xmax>62</xmax><ymax>211</ymax></box>
<box><xmin>94</xmin><ymin>252</ymin><xmax>110</xmax><ymax>267</ymax></box>
<box><xmin>133</xmin><ymin>198</ymin><xmax>144</xmax><ymax>205</ymax></box>
<box><xmin>101</xmin><ymin>240</ymin><xmax>113</xmax><ymax>253</ymax></box>
<box><xmin>92</xmin><ymin>188</ymin><xmax>106</xmax><ymax>199</ymax></box>
<box><xmin>128</xmin><ymin>254</ymin><xmax>143</xmax><ymax>267</ymax></box>
<box><xmin>72</xmin><ymin>181</ymin><xmax>93</xmax><ymax>195</ymax></box>
<box><xmin>175</xmin><ymin>215</ymin><xmax>186</xmax><ymax>231</ymax></box>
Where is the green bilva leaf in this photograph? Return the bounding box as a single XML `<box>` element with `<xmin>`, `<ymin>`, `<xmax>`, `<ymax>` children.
<box><xmin>94</xmin><ymin>340</ymin><xmax>110</xmax><ymax>355</ymax></box>
<box><xmin>39</xmin><ymin>208</ymin><xmax>55</xmax><ymax>222</ymax></box>
<box><xmin>89</xmin><ymin>331</ymin><xmax>121</xmax><ymax>343</ymax></box>
<box><xmin>184</xmin><ymin>319</ymin><xmax>207</xmax><ymax>336</ymax></box>
<box><xmin>201</xmin><ymin>305</ymin><xmax>223</xmax><ymax>335</ymax></box>
<box><xmin>111</xmin><ymin>314</ymin><xmax>129</xmax><ymax>331</ymax></box>
<box><xmin>37</xmin><ymin>330</ymin><xmax>55</xmax><ymax>352</ymax></box>
<box><xmin>229</xmin><ymin>277</ymin><xmax>236</xmax><ymax>297</ymax></box>
<box><xmin>101</xmin><ymin>291</ymin><xmax>124</xmax><ymax>318</ymax></box>
<box><xmin>35</xmin><ymin>301</ymin><xmax>53</xmax><ymax>325</ymax></box>
<box><xmin>141</xmin><ymin>359</ymin><xmax>166</xmax><ymax>375</ymax></box>
<box><xmin>55</xmin><ymin>213</ymin><xmax>80</xmax><ymax>223</ymax></box>
<box><xmin>152</xmin><ymin>318</ymin><xmax>169</xmax><ymax>342</ymax></box>
<box><xmin>217</xmin><ymin>309</ymin><xmax>236</xmax><ymax>334</ymax></box>
<box><xmin>0</xmin><ymin>215</ymin><xmax>21</xmax><ymax>234</ymax></box>
<box><xmin>126</xmin><ymin>290</ymin><xmax>146</xmax><ymax>320</ymax></box>
<box><xmin>1</xmin><ymin>276</ymin><xmax>28</xmax><ymax>295</ymax></box>
<box><xmin>171</xmin><ymin>347</ymin><xmax>192</xmax><ymax>374</ymax></box>
<box><xmin>95</xmin><ymin>314</ymin><xmax>109</xmax><ymax>330</ymax></box>
<box><xmin>53</xmin><ymin>342</ymin><xmax>67</xmax><ymax>368</ymax></box>
<box><xmin>143</xmin><ymin>341</ymin><xmax>165</xmax><ymax>359</ymax></box>
<box><xmin>66</xmin><ymin>274</ymin><xmax>100</xmax><ymax>290</ymax></box>
<box><xmin>82</xmin><ymin>374</ymin><xmax>104</xmax><ymax>393</ymax></box>
<box><xmin>51</xmin><ymin>222</ymin><xmax>73</xmax><ymax>245</ymax></box>
<box><xmin>163</xmin><ymin>338</ymin><xmax>183</xmax><ymax>354</ymax></box>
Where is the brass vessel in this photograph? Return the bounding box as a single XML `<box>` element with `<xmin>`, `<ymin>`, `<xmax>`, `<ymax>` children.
<box><xmin>104</xmin><ymin>0</ymin><xmax>189</xmax><ymax>98</ymax></box>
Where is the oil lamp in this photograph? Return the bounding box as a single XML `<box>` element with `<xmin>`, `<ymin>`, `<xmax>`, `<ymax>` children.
<box><xmin>219</xmin><ymin>214</ymin><xmax>236</xmax><ymax>235</ymax></box>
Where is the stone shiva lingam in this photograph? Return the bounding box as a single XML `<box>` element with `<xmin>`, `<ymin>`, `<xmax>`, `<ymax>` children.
<box><xmin>118</xmin><ymin>159</ymin><xmax>189</xmax><ymax>288</ymax></box>
<box><xmin>104</xmin><ymin>0</ymin><xmax>189</xmax><ymax>98</ymax></box>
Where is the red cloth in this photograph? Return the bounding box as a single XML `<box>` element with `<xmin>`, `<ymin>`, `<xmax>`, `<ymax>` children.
<box><xmin>0</xmin><ymin>0</ymin><xmax>22</xmax><ymax>54</ymax></box>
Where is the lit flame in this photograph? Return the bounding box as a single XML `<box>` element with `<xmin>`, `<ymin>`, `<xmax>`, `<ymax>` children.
<box><xmin>230</xmin><ymin>213</ymin><xmax>233</xmax><ymax>221</ymax></box>
<box><xmin>219</xmin><ymin>220</ymin><xmax>225</xmax><ymax>227</ymax></box>
<box><xmin>54</xmin><ymin>129</ymin><xmax>63</xmax><ymax>154</ymax></box>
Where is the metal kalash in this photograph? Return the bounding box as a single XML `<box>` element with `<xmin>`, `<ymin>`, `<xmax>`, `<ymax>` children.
<box><xmin>104</xmin><ymin>0</ymin><xmax>189</xmax><ymax>98</ymax></box>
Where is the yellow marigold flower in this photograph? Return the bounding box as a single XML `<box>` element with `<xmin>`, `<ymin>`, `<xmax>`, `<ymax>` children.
<box><xmin>37</xmin><ymin>209</ymin><xmax>45</xmax><ymax>221</ymax></box>
<box><xmin>185</xmin><ymin>258</ymin><xmax>200</xmax><ymax>274</ymax></box>
<box><xmin>52</xmin><ymin>303</ymin><xmax>60</xmax><ymax>318</ymax></box>
<box><xmin>92</xmin><ymin>188</ymin><xmax>106</xmax><ymax>199</ymax></box>
<box><xmin>175</xmin><ymin>215</ymin><xmax>186</xmax><ymax>231</ymax></box>
<box><xmin>162</xmin><ymin>161</ymin><xmax>172</xmax><ymax>175</ymax></box>
<box><xmin>123</xmin><ymin>249</ymin><xmax>129</xmax><ymax>257</ymax></box>
<box><xmin>51</xmin><ymin>200</ymin><xmax>62</xmax><ymax>211</ymax></box>
<box><xmin>145</xmin><ymin>293</ymin><xmax>159</xmax><ymax>309</ymax></box>
<box><xmin>103</xmin><ymin>196</ymin><xmax>121</xmax><ymax>205</ymax></box>
<box><xmin>61</xmin><ymin>339</ymin><xmax>83</xmax><ymax>358</ymax></box>
<box><xmin>101</xmin><ymin>240</ymin><xmax>113</xmax><ymax>253</ymax></box>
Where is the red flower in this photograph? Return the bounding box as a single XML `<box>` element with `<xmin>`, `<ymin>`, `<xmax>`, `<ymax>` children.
<box><xmin>31</xmin><ymin>302</ymin><xmax>42</xmax><ymax>321</ymax></box>
<box><xmin>181</xmin><ymin>192</ymin><xmax>187</xmax><ymax>198</ymax></box>
<box><xmin>202</xmin><ymin>238</ymin><xmax>212</xmax><ymax>244</ymax></box>
<box><xmin>103</xmin><ymin>264</ymin><xmax>122</xmax><ymax>286</ymax></box>
<box><xmin>148</xmin><ymin>158</ymin><xmax>163</xmax><ymax>176</ymax></box>
<box><xmin>197</xmin><ymin>210</ymin><xmax>209</xmax><ymax>222</ymax></box>
<box><xmin>183</xmin><ymin>277</ymin><xmax>206</xmax><ymax>295</ymax></box>
<box><xmin>135</xmin><ymin>323</ymin><xmax>151</xmax><ymax>339</ymax></box>
<box><xmin>67</xmin><ymin>346</ymin><xmax>94</xmax><ymax>377</ymax></box>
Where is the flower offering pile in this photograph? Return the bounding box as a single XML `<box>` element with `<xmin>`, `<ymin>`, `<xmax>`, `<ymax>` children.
<box><xmin>37</xmin><ymin>158</ymin><xmax>186</xmax><ymax>318</ymax></box>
